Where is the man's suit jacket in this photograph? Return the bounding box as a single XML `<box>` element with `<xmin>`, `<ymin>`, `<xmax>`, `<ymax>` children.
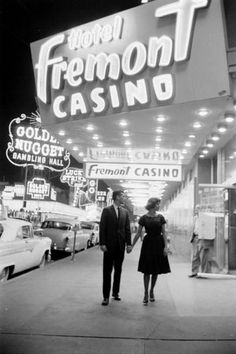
<box><xmin>99</xmin><ymin>205</ymin><xmax>131</xmax><ymax>253</ymax></box>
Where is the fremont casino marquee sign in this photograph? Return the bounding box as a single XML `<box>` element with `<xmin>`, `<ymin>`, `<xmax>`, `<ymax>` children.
<box><xmin>30</xmin><ymin>0</ymin><xmax>229</xmax><ymax>127</ymax></box>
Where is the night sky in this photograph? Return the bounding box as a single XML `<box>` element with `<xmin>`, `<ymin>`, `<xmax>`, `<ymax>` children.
<box><xmin>0</xmin><ymin>0</ymin><xmax>140</xmax><ymax>183</ymax></box>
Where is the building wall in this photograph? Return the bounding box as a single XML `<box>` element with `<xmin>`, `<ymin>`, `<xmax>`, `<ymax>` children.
<box><xmin>166</xmin><ymin>158</ymin><xmax>213</xmax><ymax>259</ymax></box>
<box><xmin>167</xmin><ymin>178</ymin><xmax>195</xmax><ymax>259</ymax></box>
<box><xmin>198</xmin><ymin>159</ymin><xmax>212</xmax><ymax>184</ymax></box>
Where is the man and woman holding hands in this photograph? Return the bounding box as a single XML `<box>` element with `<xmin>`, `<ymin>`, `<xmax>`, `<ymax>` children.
<box><xmin>99</xmin><ymin>190</ymin><xmax>171</xmax><ymax>306</ymax></box>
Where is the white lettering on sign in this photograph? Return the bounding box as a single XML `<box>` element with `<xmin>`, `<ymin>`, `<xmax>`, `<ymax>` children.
<box><xmin>60</xmin><ymin>168</ymin><xmax>86</xmax><ymax>187</ymax></box>
<box><xmin>50</xmin><ymin>187</ymin><xmax>57</xmax><ymax>201</ymax></box>
<box><xmin>14</xmin><ymin>139</ymin><xmax>64</xmax><ymax>157</ymax></box>
<box><xmin>16</xmin><ymin>126</ymin><xmax>57</xmax><ymax>143</ymax></box>
<box><xmin>35</xmin><ymin>34</ymin><xmax>65</xmax><ymax>104</ymax></box>
<box><xmin>36</xmin><ymin>35</ymin><xmax>174</xmax><ymax>106</ymax></box>
<box><xmin>87</xmin><ymin>148</ymin><xmax>182</xmax><ymax>164</ymax></box>
<box><xmin>68</xmin><ymin>16</ymin><xmax>123</xmax><ymax>50</ymax></box>
<box><xmin>6</xmin><ymin>115</ymin><xmax>70</xmax><ymax>171</ymax></box>
<box><xmin>51</xmin><ymin>75</ymin><xmax>174</xmax><ymax>118</ymax></box>
<box><xmin>155</xmin><ymin>0</ymin><xmax>210</xmax><ymax>62</ymax></box>
<box><xmin>85</xmin><ymin>163</ymin><xmax>182</xmax><ymax>182</ymax></box>
<box><xmin>34</xmin><ymin>0</ymin><xmax>210</xmax><ymax>116</ymax></box>
<box><xmin>27</xmin><ymin>178</ymin><xmax>50</xmax><ymax>200</ymax></box>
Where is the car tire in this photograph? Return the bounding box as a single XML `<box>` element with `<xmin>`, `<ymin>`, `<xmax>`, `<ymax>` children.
<box><xmin>39</xmin><ymin>254</ymin><xmax>46</xmax><ymax>268</ymax></box>
<box><xmin>0</xmin><ymin>267</ymin><xmax>10</xmax><ymax>283</ymax></box>
<box><xmin>87</xmin><ymin>240</ymin><xmax>92</xmax><ymax>249</ymax></box>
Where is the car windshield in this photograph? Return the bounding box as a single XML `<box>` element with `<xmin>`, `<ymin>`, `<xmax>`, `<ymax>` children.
<box><xmin>54</xmin><ymin>222</ymin><xmax>72</xmax><ymax>231</ymax></box>
<box><xmin>41</xmin><ymin>221</ymin><xmax>72</xmax><ymax>230</ymax></box>
<box><xmin>81</xmin><ymin>224</ymin><xmax>93</xmax><ymax>230</ymax></box>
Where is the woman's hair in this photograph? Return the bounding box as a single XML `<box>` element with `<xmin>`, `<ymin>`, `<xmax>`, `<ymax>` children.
<box><xmin>145</xmin><ymin>197</ymin><xmax>161</xmax><ymax>211</ymax></box>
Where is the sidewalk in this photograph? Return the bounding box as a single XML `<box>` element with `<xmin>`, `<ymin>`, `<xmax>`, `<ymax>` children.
<box><xmin>0</xmin><ymin>244</ymin><xmax>236</xmax><ymax>354</ymax></box>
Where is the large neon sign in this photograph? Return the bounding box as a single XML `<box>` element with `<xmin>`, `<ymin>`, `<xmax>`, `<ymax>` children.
<box><xmin>27</xmin><ymin>178</ymin><xmax>50</xmax><ymax>200</ymax></box>
<box><xmin>6</xmin><ymin>114</ymin><xmax>70</xmax><ymax>171</ymax></box>
<box><xmin>60</xmin><ymin>168</ymin><xmax>86</xmax><ymax>187</ymax></box>
<box><xmin>32</xmin><ymin>0</ymin><xmax>212</xmax><ymax>121</ymax></box>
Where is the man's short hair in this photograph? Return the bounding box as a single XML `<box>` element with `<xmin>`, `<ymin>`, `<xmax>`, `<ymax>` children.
<box><xmin>112</xmin><ymin>190</ymin><xmax>124</xmax><ymax>201</ymax></box>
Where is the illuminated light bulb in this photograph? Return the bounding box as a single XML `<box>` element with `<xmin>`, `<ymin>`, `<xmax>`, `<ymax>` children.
<box><xmin>189</xmin><ymin>134</ymin><xmax>196</xmax><ymax>138</ymax></box>
<box><xmin>193</xmin><ymin>122</ymin><xmax>202</xmax><ymax>129</ymax></box>
<box><xmin>182</xmin><ymin>149</ymin><xmax>187</xmax><ymax>154</ymax></box>
<box><xmin>197</xmin><ymin>108</ymin><xmax>210</xmax><ymax>117</ymax></box>
<box><xmin>185</xmin><ymin>141</ymin><xmax>191</xmax><ymax>147</ymax></box>
<box><xmin>79</xmin><ymin>152</ymin><xmax>84</xmax><ymax>157</ymax></box>
<box><xmin>202</xmin><ymin>149</ymin><xmax>209</xmax><ymax>154</ymax></box>
<box><xmin>119</xmin><ymin>120</ymin><xmax>127</xmax><ymax>127</ymax></box>
<box><xmin>229</xmin><ymin>155</ymin><xmax>234</xmax><ymax>159</ymax></box>
<box><xmin>217</xmin><ymin>124</ymin><xmax>227</xmax><ymax>133</ymax></box>
<box><xmin>199</xmin><ymin>154</ymin><xmax>205</xmax><ymax>158</ymax></box>
<box><xmin>124</xmin><ymin>141</ymin><xmax>131</xmax><ymax>145</ymax></box>
<box><xmin>224</xmin><ymin>113</ymin><xmax>235</xmax><ymax>123</ymax></box>
<box><xmin>156</xmin><ymin>127</ymin><xmax>163</xmax><ymax>133</ymax></box>
<box><xmin>73</xmin><ymin>146</ymin><xmax>79</xmax><ymax>151</ymax></box>
<box><xmin>156</xmin><ymin>115</ymin><xmax>166</xmax><ymax>122</ymax></box>
<box><xmin>66</xmin><ymin>139</ymin><xmax>72</xmax><ymax>144</ymax></box>
<box><xmin>155</xmin><ymin>136</ymin><xmax>162</xmax><ymax>142</ymax></box>
<box><xmin>58</xmin><ymin>130</ymin><xmax>65</xmax><ymax>136</ymax></box>
<box><xmin>123</xmin><ymin>131</ymin><xmax>130</xmax><ymax>137</ymax></box>
<box><xmin>206</xmin><ymin>141</ymin><xmax>214</xmax><ymax>148</ymax></box>
<box><xmin>211</xmin><ymin>134</ymin><xmax>220</xmax><ymax>141</ymax></box>
<box><xmin>86</xmin><ymin>124</ymin><xmax>94</xmax><ymax>131</ymax></box>
<box><xmin>92</xmin><ymin>135</ymin><xmax>99</xmax><ymax>140</ymax></box>
<box><xmin>97</xmin><ymin>142</ymin><xmax>103</xmax><ymax>147</ymax></box>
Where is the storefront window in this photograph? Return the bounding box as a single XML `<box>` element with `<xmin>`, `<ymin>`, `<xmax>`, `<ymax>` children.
<box><xmin>223</xmin><ymin>0</ymin><xmax>236</xmax><ymax>49</ymax></box>
<box><xmin>224</xmin><ymin>135</ymin><xmax>236</xmax><ymax>184</ymax></box>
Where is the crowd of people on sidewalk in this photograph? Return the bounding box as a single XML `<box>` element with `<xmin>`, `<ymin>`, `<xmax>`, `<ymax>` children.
<box><xmin>7</xmin><ymin>208</ymin><xmax>43</xmax><ymax>225</ymax></box>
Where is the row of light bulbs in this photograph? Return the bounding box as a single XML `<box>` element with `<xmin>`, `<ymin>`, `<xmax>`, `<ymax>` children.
<box><xmin>199</xmin><ymin>112</ymin><xmax>235</xmax><ymax>158</ymax></box>
<box><xmin>57</xmin><ymin>108</ymin><xmax>235</xmax><ymax>163</ymax></box>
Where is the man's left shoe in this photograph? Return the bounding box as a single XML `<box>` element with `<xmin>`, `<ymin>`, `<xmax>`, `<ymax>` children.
<box><xmin>101</xmin><ymin>298</ymin><xmax>109</xmax><ymax>306</ymax></box>
<box><xmin>112</xmin><ymin>294</ymin><xmax>121</xmax><ymax>301</ymax></box>
<box><xmin>188</xmin><ymin>273</ymin><xmax>198</xmax><ymax>278</ymax></box>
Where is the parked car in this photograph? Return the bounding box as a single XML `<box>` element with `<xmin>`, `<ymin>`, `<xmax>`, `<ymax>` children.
<box><xmin>0</xmin><ymin>218</ymin><xmax>52</xmax><ymax>283</ymax></box>
<box><xmin>35</xmin><ymin>217</ymin><xmax>90</xmax><ymax>253</ymax></box>
<box><xmin>80</xmin><ymin>221</ymin><xmax>99</xmax><ymax>248</ymax></box>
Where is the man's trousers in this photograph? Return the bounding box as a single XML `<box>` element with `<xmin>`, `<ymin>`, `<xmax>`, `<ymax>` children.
<box><xmin>103</xmin><ymin>247</ymin><xmax>125</xmax><ymax>299</ymax></box>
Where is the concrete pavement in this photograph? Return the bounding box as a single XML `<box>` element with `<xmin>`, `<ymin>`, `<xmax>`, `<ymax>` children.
<box><xmin>0</xmin><ymin>243</ymin><xmax>236</xmax><ymax>354</ymax></box>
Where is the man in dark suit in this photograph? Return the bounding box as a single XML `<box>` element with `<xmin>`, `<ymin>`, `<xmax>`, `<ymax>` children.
<box><xmin>99</xmin><ymin>190</ymin><xmax>132</xmax><ymax>306</ymax></box>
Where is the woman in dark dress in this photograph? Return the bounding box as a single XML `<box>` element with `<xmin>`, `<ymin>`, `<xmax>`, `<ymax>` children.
<box><xmin>132</xmin><ymin>198</ymin><xmax>171</xmax><ymax>304</ymax></box>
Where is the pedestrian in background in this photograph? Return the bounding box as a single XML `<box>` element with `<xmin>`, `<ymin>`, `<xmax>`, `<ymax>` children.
<box><xmin>99</xmin><ymin>190</ymin><xmax>132</xmax><ymax>306</ymax></box>
<box><xmin>189</xmin><ymin>205</ymin><xmax>200</xmax><ymax>277</ymax></box>
<box><xmin>132</xmin><ymin>197</ymin><xmax>171</xmax><ymax>305</ymax></box>
<box><xmin>189</xmin><ymin>205</ymin><xmax>213</xmax><ymax>277</ymax></box>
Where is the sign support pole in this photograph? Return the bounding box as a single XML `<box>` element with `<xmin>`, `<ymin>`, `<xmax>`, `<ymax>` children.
<box><xmin>71</xmin><ymin>225</ymin><xmax>78</xmax><ymax>261</ymax></box>
<box><xmin>23</xmin><ymin>164</ymin><xmax>28</xmax><ymax>208</ymax></box>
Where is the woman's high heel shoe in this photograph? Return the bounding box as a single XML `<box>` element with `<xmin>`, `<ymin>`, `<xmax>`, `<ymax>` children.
<box><xmin>150</xmin><ymin>291</ymin><xmax>155</xmax><ymax>302</ymax></box>
<box><xmin>143</xmin><ymin>293</ymin><xmax>148</xmax><ymax>305</ymax></box>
